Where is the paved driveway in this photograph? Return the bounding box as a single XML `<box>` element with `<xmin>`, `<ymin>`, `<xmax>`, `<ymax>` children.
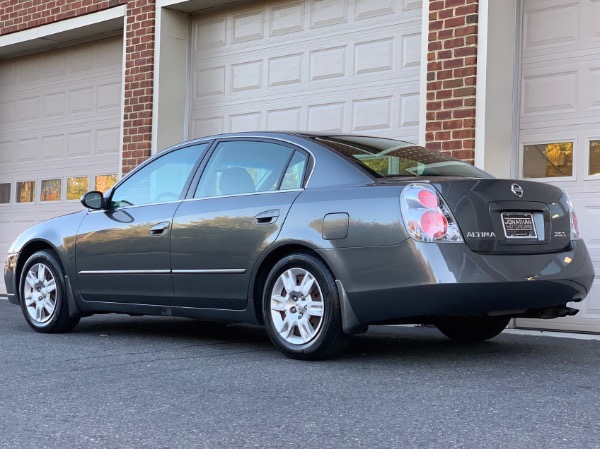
<box><xmin>1</xmin><ymin>299</ymin><xmax>599</xmax><ymax>449</ymax></box>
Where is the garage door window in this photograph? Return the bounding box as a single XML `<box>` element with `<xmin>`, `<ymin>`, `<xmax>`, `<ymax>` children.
<box><xmin>95</xmin><ymin>174</ymin><xmax>117</xmax><ymax>193</ymax></box>
<box><xmin>67</xmin><ymin>177</ymin><xmax>89</xmax><ymax>201</ymax></box>
<box><xmin>589</xmin><ymin>140</ymin><xmax>600</xmax><ymax>176</ymax></box>
<box><xmin>41</xmin><ymin>179</ymin><xmax>61</xmax><ymax>202</ymax></box>
<box><xmin>522</xmin><ymin>142</ymin><xmax>574</xmax><ymax>178</ymax></box>
<box><xmin>16</xmin><ymin>181</ymin><xmax>35</xmax><ymax>203</ymax></box>
<box><xmin>0</xmin><ymin>183</ymin><xmax>10</xmax><ymax>204</ymax></box>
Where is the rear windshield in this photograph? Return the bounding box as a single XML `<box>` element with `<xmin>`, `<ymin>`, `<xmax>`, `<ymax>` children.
<box><xmin>313</xmin><ymin>135</ymin><xmax>492</xmax><ymax>178</ymax></box>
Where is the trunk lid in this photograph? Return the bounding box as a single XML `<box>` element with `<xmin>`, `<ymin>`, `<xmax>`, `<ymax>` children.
<box><xmin>381</xmin><ymin>177</ymin><xmax>571</xmax><ymax>254</ymax></box>
<box><xmin>430</xmin><ymin>178</ymin><xmax>570</xmax><ymax>253</ymax></box>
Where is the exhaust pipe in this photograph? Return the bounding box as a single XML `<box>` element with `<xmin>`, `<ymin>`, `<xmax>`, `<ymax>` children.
<box><xmin>537</xmin><ymin>306</ymin><xmax>579</xmax><ymax>319</ymax></box>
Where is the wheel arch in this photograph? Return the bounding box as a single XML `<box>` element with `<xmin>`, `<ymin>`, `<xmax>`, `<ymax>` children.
<box><xmin>15</xmin><ymin>240</ymin><xmax>61</xmax><ymax>296</ymax></box>
<box><xmin>250</xmin><ymin>242</ymin><xmax>334</xmax><ymax>325</ymax></box>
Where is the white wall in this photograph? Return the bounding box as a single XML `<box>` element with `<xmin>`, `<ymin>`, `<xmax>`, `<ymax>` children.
<box><xmin>475</xmin><ymin>0</ymin><xmax>520</xmax><ymax>178</ymax></box>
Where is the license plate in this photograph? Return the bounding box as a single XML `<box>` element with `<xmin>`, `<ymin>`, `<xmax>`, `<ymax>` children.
<box><xmin>501</xmin><ymin>211</ymin><xmax>537</xmax><ymax>239</ymax></box>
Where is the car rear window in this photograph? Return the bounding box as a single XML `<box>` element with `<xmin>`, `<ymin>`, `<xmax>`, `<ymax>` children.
<box><xmin>313</xmin><ymin>135</ymin><xmax>492</xmax><ymax>178</ymax></box>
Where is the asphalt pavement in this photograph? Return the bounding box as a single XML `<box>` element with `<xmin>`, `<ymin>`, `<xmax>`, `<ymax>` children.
<box><xmin>1</xmin><ymin>298</ymin><xmax>599</xmax><ymax>449</ymax></box>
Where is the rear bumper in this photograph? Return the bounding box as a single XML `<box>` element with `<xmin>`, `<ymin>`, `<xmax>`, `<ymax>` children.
<box><xmin>317</xmin><ymin>240</ymin><xmax>594</xmax><ymax>324</ymax></box>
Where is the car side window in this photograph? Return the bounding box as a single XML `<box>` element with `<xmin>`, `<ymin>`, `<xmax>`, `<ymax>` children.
<box><xmin>111</xmin><ymin>144</ymin><xmax>207</xmax><ymax>208</ymax></box>
<box><xmin>280</xmin><ymin>151</ymin><xmax>308</xmax><ymax>190</ymax></box>
<box><xmin>195</xmin><ymin>141</ymin><xmax>295</xmax><ymax>198</ymax></box>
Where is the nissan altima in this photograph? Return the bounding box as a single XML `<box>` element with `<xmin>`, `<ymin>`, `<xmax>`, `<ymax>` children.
<box><xmin>4</xmin><ymin>132</ymin><xmax>594</xmax><ymax>359</ymax></box>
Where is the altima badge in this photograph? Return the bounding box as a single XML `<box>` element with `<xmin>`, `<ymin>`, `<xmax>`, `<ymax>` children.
<box><xmin>511</xmin><ymin>183</ymin><xmax>524</xmax><ymax>197</ymax></box>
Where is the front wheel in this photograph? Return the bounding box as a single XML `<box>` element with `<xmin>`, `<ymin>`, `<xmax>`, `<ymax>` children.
<box><xmin>19</xmin><ymin>250</ymin><xmax>80</xmax><ymax>333</ymax></box>
<box><xmin>263</xmin><ymin>253</ymin><xmax>351</xmax><ymax>360</ymax></box>
<box><xmin>435</xmin><ymin>316</ymin><xmax>510</xmax><ymax>342</ymax></box>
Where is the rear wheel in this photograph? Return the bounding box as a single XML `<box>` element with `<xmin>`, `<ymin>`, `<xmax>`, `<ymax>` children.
<box><xmin>19</xmin><ymin>250</ymin><xmax>80</xmax><ymax>333</ymax></box>
<box><xmin>435</xmin><ymin>316</ymin><xmax>510</xmax><ymax>342</ymax></box>
<box><xmin>263</xmin><ymin>253</ymin><xmax>351</xmax><ymax>360</ymax></box>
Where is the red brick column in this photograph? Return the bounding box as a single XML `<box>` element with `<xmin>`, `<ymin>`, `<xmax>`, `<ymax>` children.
<box><xmin>426</xmin><ymin>0</ymin><xmax>478</xmax><ymax>163</ymax></box>
<box><xmin>122</xmin><ymin>0</ymin><xmax>155</xmax><ymax>175</ymax></box>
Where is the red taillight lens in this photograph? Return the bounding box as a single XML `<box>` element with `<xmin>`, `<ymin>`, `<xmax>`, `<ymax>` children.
<box><xmin>572</xmin><ymin>209</ymin><xmax>580</xmax><ymax>239</ymax></box>
<box><xmin>417</xmin><ymin>190</ymin><xmax>438</xmax><ymax>209</ymax></box>
<box><xmin>561</xmin><ymin>188</ymin><xmax>580</xmax><ymax>240</ymax></box>
<box><xmin>420</xmin><ymin>210</ymin><xmax>448</xmax><ymax>239</ymax></box>
<box><xmin>400</xmin><ymin>183</ymin><xmax>463</xmax><ymax>243</ymax></box>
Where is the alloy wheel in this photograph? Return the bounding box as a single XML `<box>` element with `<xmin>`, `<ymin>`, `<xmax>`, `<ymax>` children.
<box><xmin>22</xmin><ymin>263</ymin><xmax>58</xmax><ymax>325</ymax></box>
<box><xmin>270</xmin><ymin>268</ymin><xmax>325</xmax><ymax>345</ymax></box>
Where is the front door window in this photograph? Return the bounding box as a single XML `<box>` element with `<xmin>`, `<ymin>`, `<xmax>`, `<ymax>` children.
<box><xmin>111</xmin><ymin>144</ymin><xmax>207</xmax><ymax>208</ymax></box>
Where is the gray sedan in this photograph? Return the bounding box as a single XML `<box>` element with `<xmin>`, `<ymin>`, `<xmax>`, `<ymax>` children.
<box><xmin>4</xmin><ymin>133</ymin><xmax>594</xmax><ymax>359</ymax></box>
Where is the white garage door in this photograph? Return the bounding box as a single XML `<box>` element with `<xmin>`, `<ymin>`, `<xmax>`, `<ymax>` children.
<box><xmin>190</xmin><ymin>0</ymin><xmax>422</xmax><ymax>141</ymax></box>
<box><xmin>516</xmin><ymin>0</ymin><xmax>600</xmax><ymax>332</ymax></box>
<box><xmin>0</xmin><ymin>37</ymin><xmax>123</xmax><ymax>293</ymax></box>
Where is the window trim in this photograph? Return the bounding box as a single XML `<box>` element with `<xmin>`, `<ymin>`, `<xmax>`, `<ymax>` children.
<box><xmin>0</xmin><ymin>181</ymin><xmax>12</xmax><ymax>206</ymax></box>
<box><xmin>185</xmin><ymin>137</ymin><xmax>313</xmax><ymax>201</ymax></box>
<box><xmin>14</xmin><ymin>179</ymin><xmax>36</xmax><ymax>205</ymax></box>
<box><xmin>93</xmin><ymin>173</ymin><xmax>119</xmax><ymax>194</ymax></box>
<box><xmin>584</xmin><ymin>136</ymin><xmax>600</xmax><ymax>181</ymax></box>
<box><xmin>66</xmin><ymin>175</ymin><xmax>91</xmax><ymax>202</ymax></box>
<box><xmin>39</xmin><ymin>178</ymin><xmax>63</xmax><ymax>203</ymax></box>
<box><xmin>182</xmin><ymin>189</ymin><xmax>304</xmax><ymax>204</ymax></box>
<box><xmin>519</xmin><ymin>136</ymin><xmax>577</xmax><ymax>182</ymax></box>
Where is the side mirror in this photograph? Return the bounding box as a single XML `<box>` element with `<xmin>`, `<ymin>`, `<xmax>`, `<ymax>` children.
<box><xmin>81</xmin><ymin>191</ymin><xmax>105</xmax><ymax>210</ymax></box>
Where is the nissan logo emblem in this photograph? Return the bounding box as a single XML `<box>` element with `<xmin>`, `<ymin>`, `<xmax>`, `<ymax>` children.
<box><xmin>511</xmin><ymin>183</ymin><xmax>524</xmax><ymax>198</ymax></box>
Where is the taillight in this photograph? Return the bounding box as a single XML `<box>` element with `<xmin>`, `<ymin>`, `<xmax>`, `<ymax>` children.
<box><xmin>401</xmin><ymin>183</ymin><xmax>463</xmax><ymax>243</ymax></box>
<box><xmin>562</xmin><ymin>189</ymin><xmax>580</xmax><ymax>240</ymax></box>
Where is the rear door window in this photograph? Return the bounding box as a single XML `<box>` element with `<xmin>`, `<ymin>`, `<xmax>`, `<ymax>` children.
<box><xmin>195</xmin><ymin>141</ymin><xmax>297</xmax><ymax>198</ymax></box>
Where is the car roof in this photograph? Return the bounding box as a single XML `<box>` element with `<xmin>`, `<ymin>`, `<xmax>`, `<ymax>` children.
<box><xmin>180</xmin><ymin>130</ymin><xmax>413</xmax><ymax>141</ymax></box>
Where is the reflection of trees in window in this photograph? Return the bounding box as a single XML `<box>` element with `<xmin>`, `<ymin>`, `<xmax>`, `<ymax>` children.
<box><xmin>0</xmin><ymin>183</ymin><xmax>10</xmax><ymax>204</ymax></box>
<box><xmin>41</xmin><ymin>179</ymin><xmax>61</xmax><ymax>201</ymax></box>
<box><xmin>281</xmin><ymin>152</ymin><xmax>307</xmax><ymax>190</ymax></box>
<box><xmin>95</xmin><ymin>174</ymin><xmax>118</xmax><ymax>193</ymax></box>
<box><xmin>589</xmin><ymin>141</ymin><xmax>600</xmax><ymax>176</ymax></box>
<box><xmin>67</xmin><ymin>177</ymin><xmax>89</xmax><ymax>200</ymax></box>
<box><xmin>523</xmin><ymin>142</ymin><xmax>573</xmax><ymax>178</ymax></box>
<box><xmin>545</xmin><ymin>142</ymin><xmax>573</xmax><ymax>177</ymax></box>
<box><xmin>17</xmin><ymin>181</ymin><xmax>35</xmax><ymax>203</ymax></box>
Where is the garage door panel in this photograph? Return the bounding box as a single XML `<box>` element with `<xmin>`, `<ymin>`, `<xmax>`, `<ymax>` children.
<box><xmin>582</xmin><ymin>279</ymin><xmax>600</xmax><ymax>316</ymax></box>
<box><xmin>193</xmin><ymin>0</ymin><xmax>423</xmax><ymax>50</ymax></box>
<box><xmin>0</xmin><ymin>37</ymin><xmax>123</xmax><ymax>294</ymax></box>
<box><xmin>0</xmin><ymin>121</ymin><xmax>121</xmax><ymax>165</ymax></box>
<box><xmin>193</xmin><ymin>0</ymin><xmax>421</xmax><ymax>54</ymax></box>
<box><xmin>191</xmin><ymin>33</ymin><xmax>421</xmax><ymax>104</ymax></box>
<box><xmin>520</xmin><ymin>61</ymin><xmax>600</xmax><ymax>130</ymax></box>
<box><xmin>517</xmin><ymin>0</ymin><xmax>600</xmax><ymax>332</ymax></box>
<box><xmin>522</xmin><ymin>0</ymin><xmax>599</xmax><ymax>60</ymax></box>
<box><xmin>191</xmin><ymin>86</ymin><xmax>420</xmax><ymax>140</ymax></box>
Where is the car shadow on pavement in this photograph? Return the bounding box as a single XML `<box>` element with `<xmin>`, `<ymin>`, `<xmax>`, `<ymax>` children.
<box><xmin>67</xmin><ymin>314</ymin><xmax>544</xmax><ymax>362</ymax></box>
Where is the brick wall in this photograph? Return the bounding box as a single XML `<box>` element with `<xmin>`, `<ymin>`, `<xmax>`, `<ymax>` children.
<box><xmin>426</xmin><ymin>0</ymin><xmax>478</xmax><ymax>164</ymax></box>
<box><xmin>122</xmin><ymin>0</ymin><xmax>155</xmax><ymax>174</ymax></box>
<box><xmin>0</xmin><ymin>0</ymin><xmax>155</xmax><ymax>175</ymax></box>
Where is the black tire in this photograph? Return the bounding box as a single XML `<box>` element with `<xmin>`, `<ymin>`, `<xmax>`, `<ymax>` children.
<box><xmin>435</xmin><ymin>316</ymin><xmax>510</xmax><ymax>342</ymax></box>
<box><xmin>19</xmin><ymin>250</ymin><xmax>80</xmax><ymax>333</ymax></box>
<box><xmin>263</xmin><ymin>253</ymin><xmax>351</xmax><ymax>360</ymax></box>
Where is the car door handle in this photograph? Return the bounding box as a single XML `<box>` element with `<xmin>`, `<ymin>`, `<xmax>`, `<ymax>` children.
<box><xmin>149</xmin><ymin>222</ymin><xmax>170</xmax><ymax>236</ymax></box>
<box><xmin>254</xmin><ymin>209</ymin><xmax>280</xmax><ymax>224</ymax></box>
